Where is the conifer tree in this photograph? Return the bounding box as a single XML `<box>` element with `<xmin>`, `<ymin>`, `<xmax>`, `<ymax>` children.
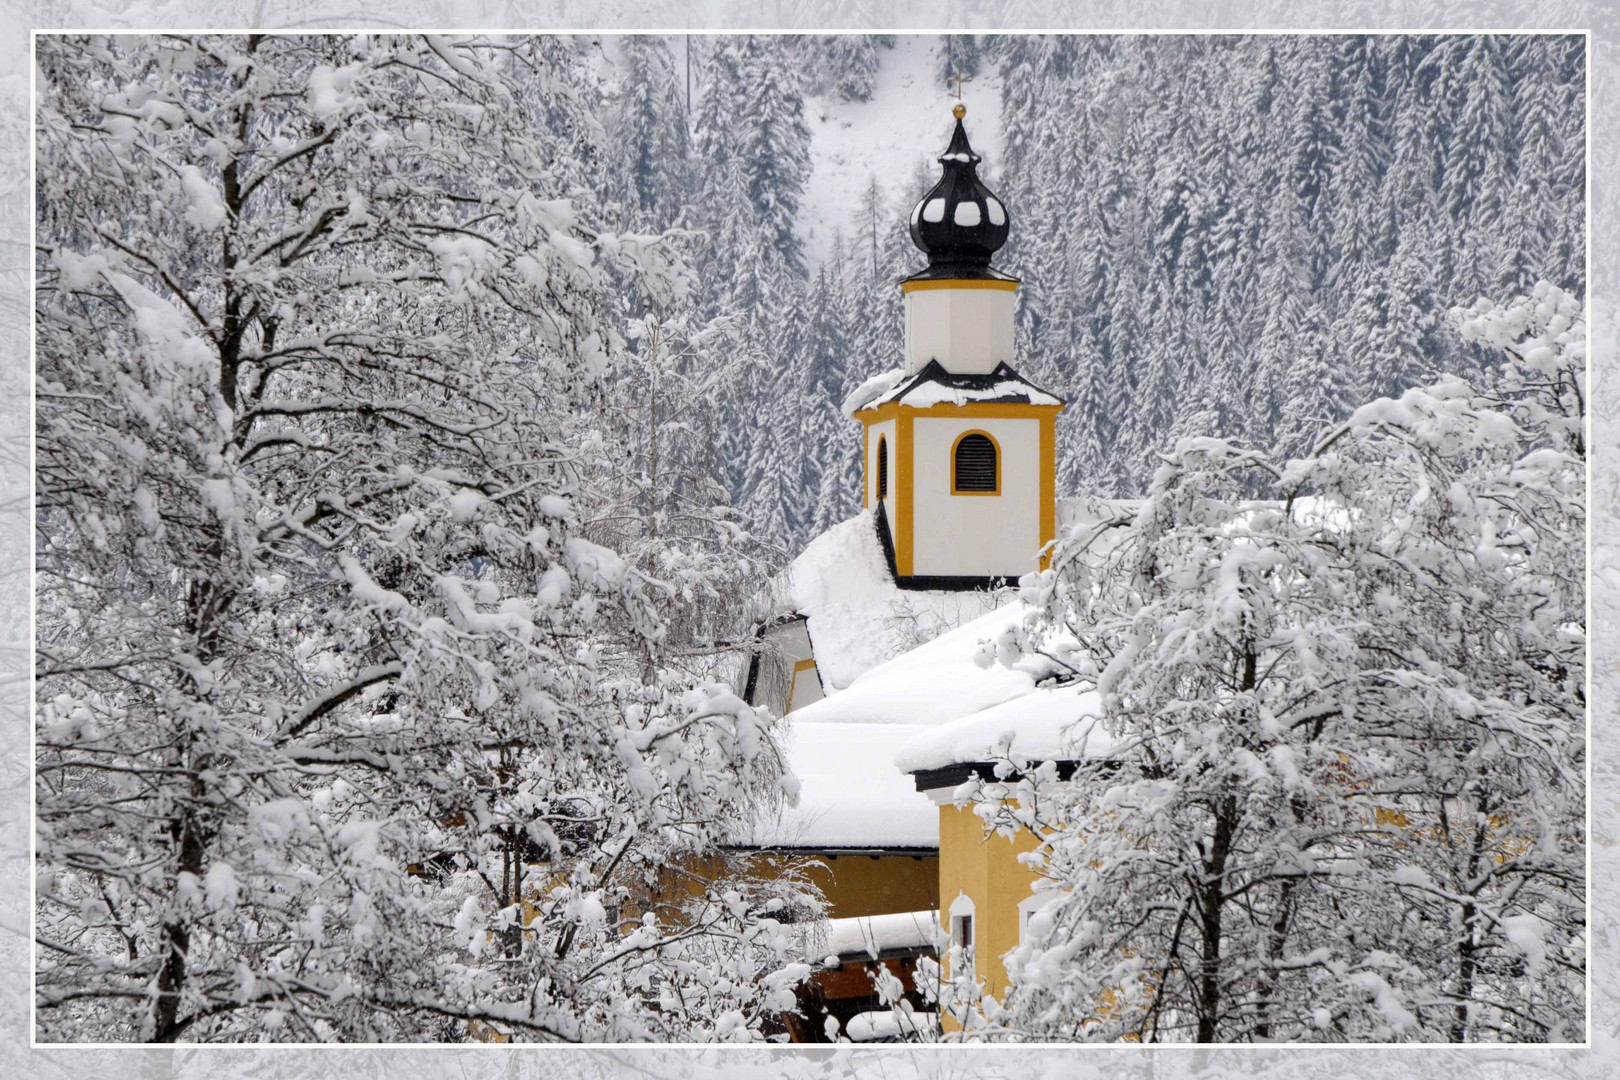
<box><xmin>613</xmin><ymin>35</ymin><xmax>692</xmax><ymax>227</ymax></box>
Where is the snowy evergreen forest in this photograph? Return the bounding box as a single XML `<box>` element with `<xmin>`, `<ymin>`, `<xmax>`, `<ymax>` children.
<box><xmin>602</xmin><ymin>33</ymin><xmax>1585</xmax><ymax>554</ymax></box>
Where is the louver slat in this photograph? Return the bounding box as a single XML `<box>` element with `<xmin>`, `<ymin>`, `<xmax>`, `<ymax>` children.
<box><xmin>954</xmin><ymin>434</ymin><xmax>997</xmax><ymax>493</ymax></box>
<box><xmin>877</xmin><ymin>438</ymin><xmax>888</xmax><ymax>498</ymax></box>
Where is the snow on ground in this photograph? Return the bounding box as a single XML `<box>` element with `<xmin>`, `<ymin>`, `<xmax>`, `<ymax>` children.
<box><xmin>746</xmin><ymin>722</ymin><xmax>938</xmax><ymax>849</ymax></box>
<box><xmin>799</xmin><ymin>35</ymin><xmax>1006</xmax><ymax>270</ymax></box>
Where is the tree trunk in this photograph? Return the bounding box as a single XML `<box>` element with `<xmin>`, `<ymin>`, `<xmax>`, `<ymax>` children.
<box><xmin>1196</xmin><ymin>794</ymin><xmax>1238</xmax><ymax>1042</ymax></box>
<box><xmin>1452</xmin><ymin>807</ymin><xmax>1491</xmax><ymax>1042</ymax></box>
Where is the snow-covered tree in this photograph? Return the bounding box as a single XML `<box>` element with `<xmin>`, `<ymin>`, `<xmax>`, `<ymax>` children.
<box><xmin>34</xmin><ymin>33</ymin><xmax>807</xmax><ymax>1043</ymax></box>
<box><xmin>811</xmin><ymin>36</ymin><xmax>886</xmax><ymax>104</ymax></box>
<box><xmin>981</xmin><ymin>34</ymin><xmax>1583</xmax><ymax>508</ymax></box>
<box><xmin>955</xmin><ymin>283</ymin><xmax>1585</xmax><ymax>1042</ymax></box>
<box><xmin>582</xmin><ymin>303</ymin><xmax>778</xmax><ymax>676</ymax></box>
<box><xmin>732</xmin><ymin>36</ymin><xmax>812</xmax><ymax>286</ymax></box>
<box><xmin>610</xmin><ymin>35</ymin><xmax>692</xmax><ymax>228</ymax></box>
<box><xmin>937</xmin><ymin>34</ymin><xmax>982</xmax><ymax>88</ymax></box>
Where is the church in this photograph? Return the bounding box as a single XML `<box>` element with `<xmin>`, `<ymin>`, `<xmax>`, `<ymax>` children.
<box><xmin>732</xmin><ymin>105</ymin><xmax>1126</xmax><ymax>1041</ymax></box>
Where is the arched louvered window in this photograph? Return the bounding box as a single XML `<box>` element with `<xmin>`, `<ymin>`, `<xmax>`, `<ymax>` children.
<box><xmin>876</xmin><ymin>436</ymin><xmax>888</xmax><ymax>499</ymax></box>
<box><xmin>952</xmin><ymin>432</ymin><xmax>999</xmax><ymax>495</ymax></box>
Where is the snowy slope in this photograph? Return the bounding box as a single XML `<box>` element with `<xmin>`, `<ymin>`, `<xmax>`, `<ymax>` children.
<box><xmin>798</xmin><ymin>35</ymin><xmax>1005</xmax><ymax>270</ymax></box>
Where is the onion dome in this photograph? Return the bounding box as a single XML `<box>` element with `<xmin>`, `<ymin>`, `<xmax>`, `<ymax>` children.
<box><xmin>907</xmin><ymin>104</ymin><xmax>1011</xmax><ymax>280</ymax></box>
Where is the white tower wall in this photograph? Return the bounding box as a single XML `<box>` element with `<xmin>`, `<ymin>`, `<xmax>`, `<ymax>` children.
<box><xmin>903</xmin><ymin>285</ymin><xmax>1018</xmax><ymax>375</ymax></box>
<box><xmin>910</xmin><ymin>415</ymin><xmax>1043</xmax><ymax>579</ymax></box>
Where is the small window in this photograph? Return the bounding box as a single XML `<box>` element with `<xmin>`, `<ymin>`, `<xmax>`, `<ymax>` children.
<box><xmin>876</xmin><ymin>436</ymin><xmax>888</xmax><ymax>500</ymax></box>
<box><xmin>948</xmin><ymin>891</ymin><xmax>976</xmax><ymax>973</ymax></box>
<box><xmin>952</xmin><ymin>431</ymin><xmax>999</xmax><ymax>494</ymax></box>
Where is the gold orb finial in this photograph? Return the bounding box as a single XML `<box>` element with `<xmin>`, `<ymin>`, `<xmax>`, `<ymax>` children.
<box><xmin>953</xmin><ymin>103</ymin><xmax>966</xmax><ymax>120</ymax></box>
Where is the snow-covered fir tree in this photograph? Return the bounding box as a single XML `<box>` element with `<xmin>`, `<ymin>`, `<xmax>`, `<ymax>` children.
<box><xmin>610</xmin><ymin>35</ymin><xmax>692</xmax><ymax>228</ymax></box>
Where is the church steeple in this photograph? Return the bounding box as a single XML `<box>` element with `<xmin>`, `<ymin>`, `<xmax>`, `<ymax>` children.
<box><xmin>907</xmin><ymin>106</ymin><xmax>1011</xmax><ymax>281</ymax></box>
<box><xmin>844</xmin><ymin>103</ymin><xmax>1064</xmax><ymax>590</ymax></box>
<box><xmin>895</xmin><ymin>105</ymin><xmax>1020</xmax><ymax>378</ymax></box>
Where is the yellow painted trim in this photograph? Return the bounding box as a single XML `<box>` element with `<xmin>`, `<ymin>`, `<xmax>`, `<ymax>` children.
<box><xmin>900</xmin><ymin>278</ymin><xmax>1020</xmax><ymax>294</ymax></box>
<box><xmin>896</xmin><ymin>413</ymin><xmax>914</xmax><ymax>577</ymax></box>
<box><xmin>856</xmin><ymin>401</ymin><xmax>1065</xmax><ymax>424</ymax></box>
<box><xmin>863</xmin><ymin>426</ymin><xmax>870</xmax><ymax>509</ymax></box>
<box><xmin>950</xmin><ymin>429</ymin><xmax>1002</xmax><ymax>496</ymax></box>
<box><xmin>1040</xmin><ymin>415</ymin><xmax>1056</xmax><ymax>570</ymax></box>
<box><xmin>786</xmin><ymin>658</ymin><xmax>819</xmax><ymax>714</ymax></box>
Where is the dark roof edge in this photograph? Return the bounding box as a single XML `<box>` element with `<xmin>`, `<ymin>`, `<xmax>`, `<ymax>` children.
<box><xmin>910</xmin><ymin>759</ymin><xmax>1091</xmax><ymax>791</ymax></box>
<box><xmin>901</xmin><ymin>265</ymin><xmax>1019</xmax><ymax>283</ymax></box>
<box><xmin>877</xmin><ymin>359</ymin><xmax>1068</xmax><ymax>409</ymax></box>
<box><xmin>720</xmin><ymin>844</ymin><xmax>939</xmax><ymax>857</ymax></box>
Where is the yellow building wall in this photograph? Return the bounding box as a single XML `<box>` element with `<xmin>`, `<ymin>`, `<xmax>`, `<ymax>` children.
<box><xmin>649</xmin><ymin>850</ymin><xmax>938</xmax><ymax>923</ymax></box>
<box><xmin>805</xmin><ymin>852</ymin><xmax>938</xmax><ymax>920</ymax></box>
<box><xmin>937</xmin><ymin>801</ymin><xmax>1041</xmax><ymax>1005</ymax></box>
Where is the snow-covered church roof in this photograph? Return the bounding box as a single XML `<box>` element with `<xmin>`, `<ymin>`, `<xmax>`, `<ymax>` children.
<box><xmin>777</xmin><ymin>501</ymin><xmax>1139</xmax><ymax>692</ymax></box>
<box><xmin>788</xmin><ymin>601</ymin><xmax>1043</xmax><ymax>727</ymax></box>
<box><xmin>843</xmin><ymin>360</ymin><xmax>1064</xmax><ymax>418</ymax></box>
<box><xmin>755</xmin><ymin>501</ymin><xmax>1138</xmax><ymax>850</ymax></box>
<box><xmin>786</xmin><ymin>599</ymin><xmax>1112</xmax><ymax>776</ymax></box>
<box><xmin>743</xmin><ymin>722</ymin><xmax>937</xmax><ymax>851</ymax></box>
<box><xmin>778</xmin><ymin>509</ymin><xmax>1008</xmax><ymax>693</ymax></box>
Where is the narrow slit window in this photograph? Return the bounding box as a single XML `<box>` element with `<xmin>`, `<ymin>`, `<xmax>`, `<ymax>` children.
<box><xmin>877</xmin><ymin>436</ymin><xmax>888</xmax><ymax>499</ymax></box>
<box><xmin>952</xmin><ymin>432</ymin><xmax>999</xmax><ymax>494</ymax></box>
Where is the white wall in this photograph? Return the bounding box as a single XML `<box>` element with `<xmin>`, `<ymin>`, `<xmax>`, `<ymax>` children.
<box><xmin>904</xmin><ymin>287</ymin><xmax>1017</xmax><ymax>375</ymax></box>
<box><xmin>758</xmin><ymin>616</ymin><xmax>821</xmax><ymax>717</ymax></box>
<box><xmin>788</xmin><ymin>661</ymin><xmax>825</xmax><ymax>712</ymax></box>
<box><xmin>909</xmin><ymin>415</ymin><xmax>1042</xmax><ymax>579</ymax></box>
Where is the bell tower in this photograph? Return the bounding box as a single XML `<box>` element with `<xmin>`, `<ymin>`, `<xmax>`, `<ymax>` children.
<box><xmin>849</xmin><ymin>105</ymin><xmax>1064</xmax><ymax>590</ymax></box>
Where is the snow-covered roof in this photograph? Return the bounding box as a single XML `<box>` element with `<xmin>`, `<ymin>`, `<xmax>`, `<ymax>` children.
<box><xmin>844</xmin><ymin>1009</ymin><xmax>935</xmax><ymax>1042</ymax></box>
<box><xmin>764</xmin><ymin>502</ymin><xmax>1141</xmax><ymax>831</ymax></box>
<box><xmin>743</xmin><ymin>722</ymin><xmax>938</xmax><ymax>850</ymax></box>
<box><xmin>825</xmin><ymin>910</ymin><xmax>938</xmax><ymax>962</ymax></box>
<box><xmin>893</xmin><ymin>683</ymin><xmax>1111</xmax><ymax>775</ymax></box>
<box><xmin>787</xmin><ymin>600</ymin><xmax>1042</xmax><ymax>726</ymax></box>
<box><xmin>784</xmin><ymin>598</ymin><xmax>1113</xmax><ymax>774</ymax></box>
<box><xmin>780</xmin><ymin>511</ymin><xmax>1007</xmax><ymax>692</ymax></box>
<box><xmin>844</xmin><ymin>360</ymin><xmax>1063</xmax><ymax>417</ymax></box>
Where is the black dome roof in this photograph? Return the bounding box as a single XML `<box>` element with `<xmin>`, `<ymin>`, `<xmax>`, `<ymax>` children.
<box><xmin>907</xmin><ymin>107</ymin><xmax>1011</xmax><ymax>281</ymax></box>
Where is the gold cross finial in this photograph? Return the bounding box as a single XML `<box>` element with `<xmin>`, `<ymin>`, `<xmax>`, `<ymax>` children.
<box><xmin>949</xmin><ymin>68</ymin><xmax>973</xmax><ymax>102</ymax></box>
